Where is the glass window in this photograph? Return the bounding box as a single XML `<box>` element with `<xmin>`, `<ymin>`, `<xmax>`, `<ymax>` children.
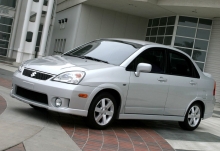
<box><xmin>0</xmin><ymin>17</ymin><xmax>13</xmax><ymax>25</ymax></box>
<box><xmin>26</xmin><ymin>32</ymin><xmax>33</xmax><ymax>42</ymax></box>
<box><xmin>198</xmin><ymin>19</ymin><xmax>212</xmax><ymax>29</ymax></box>
<box><xmin>0</xmin><ymin>32</ymin><xmax>10</xmax><ymax>41</ymax></box>
<box><xmin>164</xmin><ymin>36</ymin><xmax>172</xmax><ymax>45</ymax></box>
<box><xmin>165</xmin><ymin>26</ymin><xmax>174</xmax><ymax>35</ymax></box>
<box><xmin>127</xmin><ymin>48</ymin><xmax>166</xmax><ymax>74</ymax></box>
<box><xmin>152</xmin><ymin>18</ymin><xmax>160</xmax><ymax>27</ymax></box>
<box><xmin>176</xmin><ymin>47</ymin><xmax>192</xmax><ymax>56</ymax></box>
<box><xmin>145</xmin><ymin>37</ymin><xmax>150</xmax><ymax>41</ymax></box>
<box><xmin>156</xmin><ymin>37</ymin><xmax>164</xmax><ymax>44</ymax></box>
<box><xmin>168</xmin><ymin>51</ymin><xmax>193</xmax><ymax>77</ymax></box>
<box><xmin>0</xmin><ymin>40</ymin><xmax>9</xmax><ymax>48</ymax></box>
<box><xmin>192</xmin><ymin>50</ymin><xmax>206</xmax><ymax>62</ymax></box>
<box><xmin>158</xmin><ymin>27</ymin><xmax>165</xmax><ymax>35</ymax></box>
<box><xmin>151</xmin><ymin>27</ymin><xmax>158</xmax><ymax>36</ymax></box>
<box><xmin>194</xmin><ymin>40</ymin><xmax>208</xmax><ymax>50</ymax></box>
<box><xmin>195</xmin><ymin>62</ymin><xmax>204</xmax><ymax>71</ymax></box>
<box><xmin>148</xmin><ymin>19</ymin><xmax>152</xmax><ymax>27</ymax></box>
<box><xmin>174</xmin><ymin>37</ymin><xmax>194</xmax><ymax>48</ymax></box>
<box><xmin>176</xmin><ymin>26</ymin><xmax>196</xmax><ymax>37</ymax></box>
<box><xmin>159</xmin><ymin>17</ymin><xmax>167</xmax><ymax>26</ymax></box>
<box><xmin>146</xmin><ymin>28</ymin><xmax>151</xmax><ymax>36</ymax></box>
<box><xmin>65</xmin><ymin>40</ymin><xmax>142</xmax><ymax>65</ymax></box>
<box><xmin>150</xmin><ymin>37</ymin><xmax>156</xmax><ymax>42</ymax></box>
<box><xmin>36</xmin><ymin>32</ymin><xmax>42</xmax><ymax>46</ymax></box>
<box><xmin>0</xmin><ymin>0</ymin><xmax>17</xmax><ymax>8</ymax></box>
<box><xmin>0</xmin><ymin>47</ymin><xmax>7</xmax><ymax>56</ymax></box>
<box><xmin>167</xmin><ymin>16</ymin><xmax>176</xmax><ymax>25</ymax></box>
<box><xmin>178</xmin><ymin>16</ymin><xmax>198</xmax><ymax>27</ymax></box>
<box><xmin>39</xmin><ymin>25</ymin><xmax>44</xmax><ymax>31</ymax></box>
<box><xmin>196</xmin><ymin>29</ymin><xmax>210</xmax><ymax>40</ymax></box>
<box><xmin>0</xmin><ymin>24</ymin><xmax>11</xmax><ymax>33</ymax></box>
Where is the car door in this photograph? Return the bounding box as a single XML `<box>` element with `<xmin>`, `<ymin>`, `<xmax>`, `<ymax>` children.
<box><xmin>125</xmin><ymin>48</ymin><xmax>169</xmax><ymax>115</ymax></box>
<box><xmin>164</xmin><ymin>50</ymin><xmax>199</xmax><ymax>116</ymax></box>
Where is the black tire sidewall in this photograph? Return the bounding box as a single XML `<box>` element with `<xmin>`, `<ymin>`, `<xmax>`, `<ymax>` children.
<box><xmin>180</xmin><ymin>103</ymin><xmax>202</xmax><ymax>131</ymax></box>
<box><xmin>87</xmin><ymin>92</ymin><xmax>117</xmax><ymax>129</ymax></box>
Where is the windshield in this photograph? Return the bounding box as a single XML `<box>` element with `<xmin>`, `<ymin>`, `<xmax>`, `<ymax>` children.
<box><xmin>64</xmin><ymin>40</ymin><xmax>142</xmax><ymax>65</ymax></box>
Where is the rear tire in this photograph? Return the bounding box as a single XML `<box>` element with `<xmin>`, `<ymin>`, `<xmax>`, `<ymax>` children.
<box><xmin>86</xmin><ymin>92</ymin><xmax>117</xmax><ymax>129</ymax></box>
<box><xmin>179</xmin><ymin>103</ymin><xmax>202</xmax><ymax>131</ymax></box>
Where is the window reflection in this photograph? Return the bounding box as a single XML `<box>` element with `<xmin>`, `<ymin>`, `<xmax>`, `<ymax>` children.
<box><xmin>178</xmin><ymin>16</ymin><xmax>198</xmax><ymax>27</ymax></box>
<box><xmin>192</xmin><ymin>50</ymin><xmax>206</xmax><ymax>62</ymax></box>
<box><xmin>176</xmin><ymin>26</ymin><xmax>196</xmax><ymax>37</ymax></box>
<box><xmin>174</xmin><ymin>37</ymin><xmax>194</xmax><ymax>48</ymax></box>
<box><xmin>196</xmin><ymin>29</ymin><xmax>210</xmax><ymax>40</ymax></box>
<box><xmin>195</xmin><ymin>62</ymin><xmax>204</xmax><ymax>71</ymax></box>
<box><xmin>198</xmin><ymin>19</ymin><xmax>212</xmax><ymax>29</ymax></box>
<box><xmin>194</xmin><ymin>40</ymin><xmax>208</xmax><ymax>50</ymax></box>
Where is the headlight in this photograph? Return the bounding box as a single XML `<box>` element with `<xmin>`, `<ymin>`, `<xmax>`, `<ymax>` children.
<box><xmin>53</xmin><ymin>71</ymin><xmax>85</xmax><ymax>84</ymax></box>
<box><xmin>18</xmin><ymin>64</ymin><xmax>24</xmax><ymax>72</ymax></box>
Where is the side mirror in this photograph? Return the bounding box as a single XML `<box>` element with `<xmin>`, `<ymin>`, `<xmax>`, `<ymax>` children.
<box><xmin>135</xmin><ymin>63</ymin><xmax>152</xmax><ymax>77</ymax></box>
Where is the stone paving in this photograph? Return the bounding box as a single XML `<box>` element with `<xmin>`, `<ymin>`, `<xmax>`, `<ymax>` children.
<box><xmin>5</xmin><ymin>143</ymin><xmax>26</xmax><ymax>151</ymax></box>
<box><xmin>56</xmin><ymin>114</ymin><xmax>174</xmax><ymax>151</ymax></box>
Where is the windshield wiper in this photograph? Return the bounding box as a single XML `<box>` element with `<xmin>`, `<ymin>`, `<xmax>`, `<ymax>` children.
<box><xmin>64</xmin><ymin>54</ymin><xmax>109</xmax><ymax>64</ymax></box>
<box><xmin>82</xmin><ymin>56</ymin><xmax>109</xmax><ymax>64</ymax></box>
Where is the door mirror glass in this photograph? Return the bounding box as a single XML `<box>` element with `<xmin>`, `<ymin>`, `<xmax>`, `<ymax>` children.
<box><xmin>135</xmin><ymin>63</ymin><xmax>152</xmax><ymax>77</ymax></box>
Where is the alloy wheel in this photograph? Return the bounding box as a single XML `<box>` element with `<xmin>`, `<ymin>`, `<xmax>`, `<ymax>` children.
<box><xmin>187</xmin><ymin>105</ymin><xmax>201</xmax><ymax>127</ymax></box>
<box><xmin>94</xmin><ymin>98</ymin><xmax>114</xmax><ymax>126</ymax></box>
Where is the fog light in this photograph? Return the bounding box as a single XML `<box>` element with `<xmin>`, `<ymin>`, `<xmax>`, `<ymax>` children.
<box><xmin>55</xmin><ymin>98</ymin><xmax>62</xmax><ymax>107</ymax></box>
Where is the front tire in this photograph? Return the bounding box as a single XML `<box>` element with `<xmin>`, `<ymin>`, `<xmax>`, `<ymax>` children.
<box><xmin>86</xmin><ymin>92</ymin><xmax>117</xmax><ymax>129</ymax></box>
<box><xmin>179</xmin><ymin>103</ymin><xmax>202</xmax><ymax>131</ymax></box>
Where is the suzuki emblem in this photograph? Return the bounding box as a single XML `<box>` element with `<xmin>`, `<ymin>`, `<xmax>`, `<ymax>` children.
<box><xmin>31</xmin><ymin>72</ymin><xmax>37</xmax><ymax>77</ymax></box>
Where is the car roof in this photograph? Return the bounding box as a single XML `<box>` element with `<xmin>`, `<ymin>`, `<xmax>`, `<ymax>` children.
<box><xmin>103</xmin><ymin>38</ymin><xmax>154</xmax><ymax>46</ymax></box>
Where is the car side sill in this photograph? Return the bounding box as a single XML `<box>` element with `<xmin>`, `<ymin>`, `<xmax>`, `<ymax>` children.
<box><xmin>119</xmin><ymin>114</ymin><xmax>184</xmax><ymax>121</ymax></box>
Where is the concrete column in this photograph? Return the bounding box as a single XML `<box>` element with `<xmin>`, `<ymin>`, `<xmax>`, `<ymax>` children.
<box><xmin>38</xmin><ymin>0</ymin><xmax>55</xmax><ymax>57</ymax></box>
<box><xmin>8</xmin><ymin>0</ymin><xmax>22</xmax><ymax>58</ymax></box>
<box><xmin>29</xmin><ymin>0</ymin><xmax>44</xmax><ymax>59</ymax></box>
<box><xmin>16</xmin><ymin>0</ymin><xmax>33</xmax><ymax>63</ymax></box>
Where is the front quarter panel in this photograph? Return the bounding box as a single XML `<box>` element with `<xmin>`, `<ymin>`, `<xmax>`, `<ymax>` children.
<box><xmin>80</xmin><ymin>66</ymin><xmax>130</xmax><ymax>114</ymax></box>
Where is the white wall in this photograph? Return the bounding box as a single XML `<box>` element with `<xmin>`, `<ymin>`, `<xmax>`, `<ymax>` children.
<box><xmin>49</xmin><ymin>4</ymin><xmax>148</xmax><ymax>55</ymax></box>
<box><xmin>12</xmin><ymin>0</ymin><xmax>28</xmax><ymax>59</ymax></box>
<box><xmin>49</xmin><ymin>4</ymin><xmax>81</xmax><ymax>55</ymax></box>
<box><xmin>74</xmin><ymin>4</ymin><xmax>148</xmax><ymax>47</ymax></box>
<box><xmin>205</xmin><ymin>18</ymin><xmax>220</xmax><ymax>102</ymax></box>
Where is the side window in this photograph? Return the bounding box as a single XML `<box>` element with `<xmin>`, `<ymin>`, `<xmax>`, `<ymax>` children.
<box><xmin>167</xmin><ymin>51</ymin><xmax>194</xmax><ymax>77</ymax></box>
<box><xmin>127</xmin><ymin>48</ymin><xmax>166</xmax><ymax>74</ymax></box>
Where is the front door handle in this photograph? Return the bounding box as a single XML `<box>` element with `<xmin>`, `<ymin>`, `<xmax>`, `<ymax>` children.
<box><xmin>190</xmin><ymin>80</ymin><xmax>197</xmax><ymax>85</ymax></box>
<box><xmin>157</xmin><ymin>77</ymin><xmax>167</xmax><ymax>82</ymax></box>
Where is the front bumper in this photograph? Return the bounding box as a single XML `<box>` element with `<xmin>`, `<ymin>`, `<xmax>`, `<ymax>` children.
<box><xmin>11</xmin><ymin>71</ymin><xmax>97</xmax><ymax>117</ymax></box>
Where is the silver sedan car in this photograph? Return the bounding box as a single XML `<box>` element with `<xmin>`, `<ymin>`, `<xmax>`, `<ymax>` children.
<box><xmin>11</xmin><ymin>39</ymin><xmax>216</xmax><ymax>130</ymax></box>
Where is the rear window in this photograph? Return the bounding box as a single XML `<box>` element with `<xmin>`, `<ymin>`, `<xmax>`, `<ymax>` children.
<box><xmin>64</xmin><ymin>40</ymin><xmax>142</xmax><ymax>65</ymax></box>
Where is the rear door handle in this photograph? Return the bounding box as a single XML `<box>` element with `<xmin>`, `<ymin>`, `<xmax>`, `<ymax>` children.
<box><xmin>157</xmin><ymin>77</ymin><xmax>167</xmax><ymax>82</ymax></box>
<box><xmin>190</xmin><ymin>80</ymin><xmax>197</xmax><ymax>85</ymax></box>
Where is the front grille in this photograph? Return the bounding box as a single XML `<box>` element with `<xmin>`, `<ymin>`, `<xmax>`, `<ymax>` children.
<box><xmin>23</xmin><ymin>69</ymin><xmax>52</xmax><ymax>80</ymax></box>
<box><xmin>16</xmin><ymin>86</ymin><xmax>48</xmax><ymax>105</ymax></box>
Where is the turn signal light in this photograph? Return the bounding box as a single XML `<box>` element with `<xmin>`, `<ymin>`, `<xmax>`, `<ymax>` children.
<box><xmin>78</xmin><ymin>94</ymin><xmax>88</xmax><ymax>98</ymax></box>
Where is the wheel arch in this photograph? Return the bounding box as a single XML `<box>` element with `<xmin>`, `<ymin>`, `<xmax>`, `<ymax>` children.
<box><xmin>84</xmin><ymin>85</ymin><xmax>124</xmax><ymax>118</ymax></box>
<box><xmin>185</xmin><ymin>100</ymin><xmax>205</xmax><ymax>118</ymax></box>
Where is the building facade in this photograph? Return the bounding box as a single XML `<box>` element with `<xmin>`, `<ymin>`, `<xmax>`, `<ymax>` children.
<box><xmin>1</xmin><ymin>0</ymin><xmax>220</xmax><ymax>102</ymax></box>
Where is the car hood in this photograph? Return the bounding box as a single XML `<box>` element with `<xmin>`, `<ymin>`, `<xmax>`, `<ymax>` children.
<box><xmin>23</xmin><ymin>55</ymin><xmax>115</xmax><ymax>75</ymax></box>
